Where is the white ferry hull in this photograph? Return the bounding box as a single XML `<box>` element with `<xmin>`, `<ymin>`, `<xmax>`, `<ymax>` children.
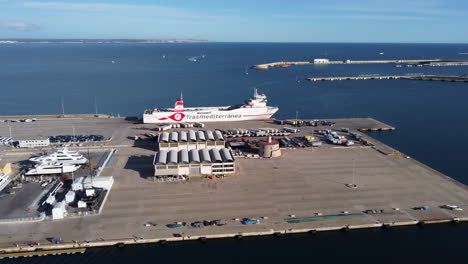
<box><xmin>143</xmin><ymin>107</ymin><xmax>278</xmax><ymax>124</ymax></box>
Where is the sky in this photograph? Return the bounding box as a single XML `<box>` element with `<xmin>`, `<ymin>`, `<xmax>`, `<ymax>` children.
<box><xmin>0</xmin><ymin>0</ymin><xmax>467</xmax><ymax>42</ymax></box>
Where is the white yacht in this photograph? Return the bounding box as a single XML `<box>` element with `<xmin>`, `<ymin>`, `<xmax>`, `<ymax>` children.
<box><xmin>0</xmin><ymin>174</ymin><xmax>12</xmax><ymax>192</ymax></box>
<box><xmin>29</xmin><ymin>147</ymin><xmax>88</xmax><ymax>165</ymax></box>
<box><xmin>25</xmin><ymin>163</ymin><xmax>81</xmax><ymax>176</ymax></box>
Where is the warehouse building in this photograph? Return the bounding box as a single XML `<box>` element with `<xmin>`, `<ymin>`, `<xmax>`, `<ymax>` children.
<box><xmin>153</xmin><ymin>148</ymin><xmax>235</xmax><ymax>177</ymax></box>
<box><xmin>158</xmin><ymin>130</ymin><xmax>225</xmax><ymax>151</ymax></box>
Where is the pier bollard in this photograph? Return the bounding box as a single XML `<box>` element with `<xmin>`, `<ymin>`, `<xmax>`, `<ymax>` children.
<box><xmin>341</xmin><ymin>226</ymin><xmax>350</xmax><ymax>232</ymax></box>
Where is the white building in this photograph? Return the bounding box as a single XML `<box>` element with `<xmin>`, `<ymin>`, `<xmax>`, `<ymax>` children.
<box><xmin>313</xmin><ymin>58</ymin><xmax>330</xmax><ymax>64</ymax></box>
<box><xmin>72</xmin><ymin>176</ymin><xmax>114</xmax><ymax>191</ymax></box>
<box><xmin>52</xmin><ymin>201</ymin><xmax>66</xmax><ymax>220</ymax></box>
<box><xmin>158</xmin><ymin>130</ymin><xmax>225</xmax><ymax>151</ymax></box>
<box><xmin>153</xmin><ymin>148</ymin><xmax>235</xmax><ymax>177</ymax></box>
<box><xmin>18</xmin><ymin>137</ymin><xmax>50</xmax><ymax>148</ymax></box>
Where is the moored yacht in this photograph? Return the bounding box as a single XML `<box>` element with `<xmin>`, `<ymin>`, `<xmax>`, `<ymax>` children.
<box><xmin>29</xmin><ymin>147</ymin><xmax>88</xmax><ymax>165</ymax></box>
<box><xmin>25</xmin><ymin>162</ymin><xmax>81</xmax><ymax>176</ymax></box>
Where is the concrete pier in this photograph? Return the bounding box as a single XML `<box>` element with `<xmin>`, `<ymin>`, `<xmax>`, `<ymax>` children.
<box><xmin>252</xmin><ymin>59</ymin><xmax>468</xmax><ymax>70</ymax></box>
<box><xmin>306</xmin><ymin>75</ymin><xmax>468</xmax><ymax>82</ymax></box>
<box><xmin>1</xmin><ymin>117</ymin><xmax>468</xmax><ymax>257</ymax></box>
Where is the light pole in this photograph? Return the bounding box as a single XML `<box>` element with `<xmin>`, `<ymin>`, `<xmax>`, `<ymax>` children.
<box><xmin>295</xmin><ymin>111</ymin><xmax>299</xmax><ymax>127</ymax></box>
<box><xmin>61</xmin><ymin>96</ymin><xmax>65</xmax><ymax>116</ymax></box>
<box><xmin>72</xmin><ymin>126</ymin><xmax>76</xmax><ymax>143</ymax></box>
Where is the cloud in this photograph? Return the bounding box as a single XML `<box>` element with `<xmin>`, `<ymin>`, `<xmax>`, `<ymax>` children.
<box><xmin>274</xmin><ymin>14</ymin><xmax>428</xmax><ymax>21</ymax></box>
<box><xmin>0</xmin><ymin>21</ymin><xmax>41</xmax><ymax>31</ymax></box>
<box><xmin>21</xmin><ymin>1</ymin><xmax>203</xmax><ymax>19</ymax></box>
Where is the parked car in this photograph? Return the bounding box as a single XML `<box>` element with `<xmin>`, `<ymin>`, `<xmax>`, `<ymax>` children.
<box><xmin>241</xmin><ymin>218</ymin><xmax>258</xmax><ymax>225</ymax></box>
<box><xmin>191</xmin><ymin>221</ymin><xmax>204</xmax><ymax>228</ymax></box>
<box><xmin>413</xmin><ymin>206</ymin><xmax>429</xmax><ymax>211</ymax></box>
<box><xmin>440</xmin><ymin>205</ymin><xmax>463</xmax><ymax>211</ymax></box>
<box><xmin>26</xmin><ymin>241</ymin><xmax>40</xmax><ymax>246</ymax></box>
<box><xmin>167</xmin><ymin>223</ymin><xmax>182</xmax><ymax>228</ymax></box>
<box><xmin>51</xmin><ymin>237</ymin><xmax>63</xmax><ymax>244</ymax></box>
<box><xmin>213</xmin><ymin>219</ymin><xmax>227</xmax><ymax>226</ymax></box>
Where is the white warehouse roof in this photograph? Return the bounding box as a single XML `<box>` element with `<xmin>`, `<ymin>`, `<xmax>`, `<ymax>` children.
<box><xmin>154</xmin><ymin>148</ymin><xmax>234</xmax><ymax>165</ymax></box>
<box><xmin>158</xmin><ymin>130</ymin><xmax>224</xmax><ymax>143</ymax></box>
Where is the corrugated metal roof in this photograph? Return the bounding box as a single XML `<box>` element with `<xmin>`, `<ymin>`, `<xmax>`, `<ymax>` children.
<box><xmin>179</xmin><ymin>149</ymin><xmax>189</xmax><ymax>164</ymax></box>
<box><xmin>205</xmin><ymin>130</ymin><xmax>215</xmax><ymax>141</ymax></box>
<box><xmin>156</xmin><ymin>150</ymin><xmax>168</xmax><ymax>164</ymax></box>
<box><xmin>200</xmin><ymin>149</ymin><xmax>211</xmax><ymax>163</ymax></box>
<box><xmin>197</xmin><ymin>131</ymin><xmax>206</xmax><ymax>141</ymax></box>
<box><xmin>214</xmin><ymin>130</ymin><xmax>224</xmax><ymax>141</ymax></box>
<box><xmin>170</xmin><ymin>132</ymin><xmax>179</xmax><ymax>142</ymax></box>
<box><xmin>209</xmin><ymin>149</ymin><xmax>222</xmax><ymax>163</ymax></box>
<box><xmin>168</xmin><ymin>150</ymin><xmax>178</xmax><ymax>164</ymax></box>
<box><xmin>220</xmin><ymin>148</ymin><xmax>234</xmax><ymax>162</ymax></box>
<box><xmin>189</xmin><ymin>149</ymin><xmax>200</xmax><ymax>163</ymax></box>
<box><xmin>159</xmin><ymin>132</ymin><xmax>169</xmax><ymax>142</ymax></box>
<box><xmin>179</xmin><ymin>131</ymin><xmax>188</xmax><ymax>142</ymax></box>
<box><xmin>188</xmin><ymin>130</ymin><xmax>197</xmax><ymax>141</ymax></box>
<box><xmin>154</xmin><ymin>148</ymin><xmax>234</xmax><ymax>165</ymax></box>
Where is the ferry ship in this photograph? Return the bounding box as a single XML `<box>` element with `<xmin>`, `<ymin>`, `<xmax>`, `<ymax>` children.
<box><xmin>143</xmin><ymin>88</ymin><xmax>279</xmax><ymax>123</ymax></box>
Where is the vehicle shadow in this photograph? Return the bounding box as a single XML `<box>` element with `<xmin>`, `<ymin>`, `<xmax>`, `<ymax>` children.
<box><xmin>124</xmin><ymin>155</ymin><xmax>154</xmax><ymax>178</ymax></box>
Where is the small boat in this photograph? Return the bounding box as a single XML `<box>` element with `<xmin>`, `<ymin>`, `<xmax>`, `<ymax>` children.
<box><xmin>379</xmin><ymin>52</ymin><xmax>384</xmax><ymax>55</ymax></box>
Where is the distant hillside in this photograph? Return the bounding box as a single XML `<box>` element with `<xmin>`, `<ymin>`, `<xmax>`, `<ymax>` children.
<box><xmin>0</xmin><ymin>39</ymin><xmax>209</xmax><ymax>44</ymax></box>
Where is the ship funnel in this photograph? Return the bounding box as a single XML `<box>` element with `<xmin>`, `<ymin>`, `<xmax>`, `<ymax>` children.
<box><xmin>174</xmin><ymin>94</ymin><xmax>184</xmax><ymax>112</ymax></box>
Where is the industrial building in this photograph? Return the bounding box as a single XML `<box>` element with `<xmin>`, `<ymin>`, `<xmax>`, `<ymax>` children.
<box><xmin>153</xmin><ymin>148</ymin><xmax>235</xmax><ymax>177</ymax></box>
<box><xmin>158</xmin><ymin>130</ymin><xmax>225</xmax><ymax>151</ymax></box>
<box><xmin>17</xmin><ymin>137</ymin><xmax>50</xmax><ymax>148</ymax></box>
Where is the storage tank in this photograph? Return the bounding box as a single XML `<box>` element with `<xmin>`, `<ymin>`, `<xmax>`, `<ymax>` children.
<box><xmin>258</xmin><ymin>137</ymin><xmax>281</xmax><ymax>158</ymax></box>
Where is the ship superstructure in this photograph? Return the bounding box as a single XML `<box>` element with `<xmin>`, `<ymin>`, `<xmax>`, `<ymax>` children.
<box><xmin>29</xmin><ymin>147</ymin><xmax>88</xmax><ymax>165</ymax></box>
<box><xmin>143</xmin><ymin>88</ymin><xmax>278</xmax><ymax>123</ymax></box>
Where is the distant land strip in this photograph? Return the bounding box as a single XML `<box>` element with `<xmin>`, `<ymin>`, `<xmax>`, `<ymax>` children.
<box><xmin>0</xmin><ymin>39</ymin><xmax>209</xmax><ymax>44</ymax></box>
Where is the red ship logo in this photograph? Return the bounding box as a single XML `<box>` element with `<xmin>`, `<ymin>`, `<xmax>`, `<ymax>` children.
<box><xmin>158</xmin><ymin>112</ymin><xmax>186</xmax><ymax>122</ymax></box>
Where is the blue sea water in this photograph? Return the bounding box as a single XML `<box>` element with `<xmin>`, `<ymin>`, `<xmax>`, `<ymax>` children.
<box><xmin>1</xmin><ymin>42</ymin><xmax>468</xmax><ymax>263</ymax></box>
